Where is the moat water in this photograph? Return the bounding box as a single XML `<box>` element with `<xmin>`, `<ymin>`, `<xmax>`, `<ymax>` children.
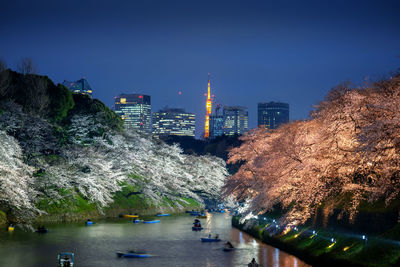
<box><xmin>0</xmin><ymin>212</ymin><xmax>310</xmax><ymax>266</ymax></box>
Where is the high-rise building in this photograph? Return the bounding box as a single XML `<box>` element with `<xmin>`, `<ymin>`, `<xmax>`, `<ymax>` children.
<box><xmin>62</xmin><ymin>78</ymin><xmax>93</xmax><ymax>97</ymax></box>
<box><xmin>258</xmin><ymin>102</ymin><xmax>289</xmax><ymax>129</ymax></box>
<box><xmin>209</xmin><ymin>105</ymin><xmax>224</xmax><ymax>139</ymax></box>
<box><xmin>152</xmin><ymin>107</ymin><xmax>195</xmax><ymax>138</ymax></box>
<box><xmin>223</xmin><ymin>106</ymin><xmax>248</xmax><ymax>136</ymax></box>
<box><xmin>114</xmin><ymin>94</ymin><xmax>151</xmax><ymax>134</ymax></box>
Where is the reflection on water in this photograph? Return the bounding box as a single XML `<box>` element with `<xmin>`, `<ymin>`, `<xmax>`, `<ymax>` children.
<box><xmin>0</xmin><ymin>212</ymin><xmax>309</xmax><ymax>267</ymax></box>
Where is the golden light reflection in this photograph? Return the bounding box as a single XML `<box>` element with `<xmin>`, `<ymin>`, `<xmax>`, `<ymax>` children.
<box><xmin>282</xmin><ymin>227</ymin><xmax>291</xmax><ymax>235</ymax></box>
<box><xmin>327</xmin><ymin>242</ymin><xmax>336</xmax><ymax>249</ymax></box>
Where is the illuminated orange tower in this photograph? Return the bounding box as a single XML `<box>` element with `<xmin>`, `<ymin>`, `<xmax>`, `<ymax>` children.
<box><xmin>204</xmin><ymin>73</ymin><xmax>212</xmax><ymax>139</ymax></box>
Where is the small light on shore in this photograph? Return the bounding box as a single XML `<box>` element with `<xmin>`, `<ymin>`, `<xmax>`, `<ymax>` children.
<box><xmin>327</xmin><ymin>242</ymin><xmax>335</xmax><ymax>249</ymax></box>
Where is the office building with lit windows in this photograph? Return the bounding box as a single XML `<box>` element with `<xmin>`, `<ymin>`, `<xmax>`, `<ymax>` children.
<box><xmin>114</xmin><ymin>94</ymin><xmax>151</xmax><ymax>134</ymax></box>
<box><xmin>258</xmin><ymin>102</ymin><xmax>289</xmax><ymax>129</ymax></box>
<box><xmin>222</xmin><ymin>106</ymin><xmax>248</xmax><ymax>136</ymax></box>
<box><xmin>209</xmin><ymin>106</ymin><xmax>224</xmax><ymax>139</ymax></box>
<box><xmin>210</xmin><ymin>114</ymin><xmax>224</xmax><ymax>139</ymax></box>
<box><xmin>62</xmin><ymin>78</ymin><xmax>93</xmax><ymax>97</ymax></box>
<box><xmin>152</xmin><ymin>107</ymin><xmax>195</xmax><ymax>138</ymax></box>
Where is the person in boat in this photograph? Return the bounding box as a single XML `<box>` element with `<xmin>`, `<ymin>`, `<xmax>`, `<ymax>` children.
<box><xmin>193</xmin><ymin>219</ymin><xmax>201</xmax><ymax>227</ymax></box>
<box><xmin>224</xmin><ymin>241</ymin><xmax>234</xmax><ymax>248</ymax></box>
<box><xmin>62</xmin><ymin>255</ymin><xmax>71</xmax><ymax>267</ymax></box>
<box><xmin>214</xmin><ymin>234</ymin><xmax>219</xmax><ymax>239</ymax></box>
<box><xmin>248</xmin><ymin>258</ymin><xmax>259</xmax><ymax>267</ymax></box>
<box><xmin>208</xmin><ymin>233</ymin><xmax>212</xmax><ymax>238</ymax></box>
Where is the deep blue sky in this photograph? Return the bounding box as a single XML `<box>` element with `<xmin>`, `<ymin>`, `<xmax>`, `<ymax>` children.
<box><xmin>1</xmin><ymin>0</ymin><xmax>399</xmax><ymax>138</ymax></box>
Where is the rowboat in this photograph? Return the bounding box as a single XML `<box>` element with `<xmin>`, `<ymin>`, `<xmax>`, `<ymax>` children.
<box><xmin>116</xmin><ymin>252</ymin><xmax>150</xmax><ymax>258</ymax></box>
<box><xmin>123</xmin><ymin>214</ymin><xmax>139</xmax><ymax>218</ymax></box>
<box><xmin>192</xmin><ymin>226</ymin><xmax>203</xmax><ymax>231</ymax></box>
<box><xmin>156</xmin><ymin>214</ymin><xmax>170</xmax><ymax>217</ymax></box>
<box><xmin>143</xmin><ymin>220</ymin><xmax>160</xmax><ymax>224</ymax></box>
<box><xmin>58</xmin><ymin>252</ymin><xmax>74</xmax><ymax>266</ymax></box>
<box><xmin>36</xmin><ymin>226</ymin><xmax>48</xmax><ymax>233</ymax></box>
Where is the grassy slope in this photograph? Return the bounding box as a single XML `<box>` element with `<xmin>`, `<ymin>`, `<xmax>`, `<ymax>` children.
<box><xmin>33</xmin><ymin>182</ymin><xmax>203</xmax><ymax>223</ymax></box>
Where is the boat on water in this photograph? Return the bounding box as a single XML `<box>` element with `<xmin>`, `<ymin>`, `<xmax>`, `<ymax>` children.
<box><xmin>7</xmin><ymin>225</ymin><xmax>14</xmax><ymax>232</ymax></box>
<box><xmin>58</xmin><ymin>252</ymin><xmax>74</xmax><ymax>266</ymax></box>
<box><xmin>143</xmin><ymin>220</ymin><xmax>160</xmax><ymax>224</ymax></box>
<box><xmin>156</xmin><ymin>214</ymin><xmax>170</xmax><ymax>217</ymax></box>
<box><xmin>85</xmin><ymin>219</ymin><xmax>94</xmax><ymax>226</ymax></box>
<box><xmin>123</xmin><ymin>214</ymin><xmax>139</xmax><ymax>219</ymax></box>
<box><xmin>116</xmin><ymin>252</ymin><xmax>150</xmax><ymax>258</ymax></box>
<box><xmin>36</xmin><ymin>226</ymin><xmax>48</xmax><ymax>233</ymax></box>
<box><xmin>223</xmin><ymin>247</ymin><xmax>235</xmax><ymax>252</ymax></box>
<box><xmin>133</xmin><ymin>219</ymin><xmax>141</xmax><ymax>223</ymax></box>
<box><xmin>192</xmin><ymin>226</ymin><xmax>203</xmax><ymax>231</ymax></box>
<box><xmin>201</xmin><ymin>238</ymin><xmax>221</xmax><ymax>242</ymax></box>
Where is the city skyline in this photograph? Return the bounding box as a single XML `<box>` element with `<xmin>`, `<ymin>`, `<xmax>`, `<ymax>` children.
<box><xmin>65</xmin><ymin>76</ymin><xmax>284</xmax><ymax>138</ymax></box>
<box><xmin>1</xmin><ymin>0</ymin><xmax>399</xmax><ymax>138</ymax></box>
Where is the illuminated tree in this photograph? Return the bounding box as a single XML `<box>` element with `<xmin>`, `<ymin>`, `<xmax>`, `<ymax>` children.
<box><xmin>0</xmin><ymin>131</ymin><xmax>38</xmax><ymax>220</ymax></box>
<box><xmin>224</xmin><ymin>74</ymin><xmax>400</xmax><ymax>225</ymax></box>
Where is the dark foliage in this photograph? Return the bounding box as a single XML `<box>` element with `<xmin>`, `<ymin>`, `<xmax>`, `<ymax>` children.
<box><xmin>0</xmin><ymin>69</ymin><xmax>74</xmax><ymax>121</ymax></box>
<box><xmin>161</xmin><ymin>134</ymin><xmax>243</xmax><ymax>174</ymax></box>
<box><xmin>65</xmin><ymin>93</ymin><xmax>124</xmax><ymax>132</ymax></box>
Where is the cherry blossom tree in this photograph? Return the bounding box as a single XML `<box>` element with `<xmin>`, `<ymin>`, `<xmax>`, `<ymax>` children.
<box><xmin>0</xmin><ymin>131</ymin><xmax>38</xmax><ymax>221</ymax></box>
<box><xmin>224</xmin><ymin>74</ymin><xmax>400</xmax><ymax>225</ymax></box>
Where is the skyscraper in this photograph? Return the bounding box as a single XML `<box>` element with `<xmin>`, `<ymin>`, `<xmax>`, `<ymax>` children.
<box><xmin>152</xmin><ymin>107</ymin><xmax>195</xmax><ymax>138</ymax></box>
<box><xmin>223</xmin><ymin>106</ymin><xmax>248</xmax><ymax>136</ymax></box>
<box><xmin>114</xmin><ymin>94</ymin><xmax>151</xmax><ymax>134</ymax></box>
<box><xmin>209</xmin><ymin>105</ymin><xmax>224</xmax><ymax>139</ymax></box>
<box><xmin>62</xmin><ymin>78</ymin><xmax>93</xmax><ymax>97</ymax></box>
<box><xmin>258</xmin><ymin>102</ymin><xmax>289</xmax><ymax>129</ymax></box>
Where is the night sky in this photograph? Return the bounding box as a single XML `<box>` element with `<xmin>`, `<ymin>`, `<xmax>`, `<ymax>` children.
<box><xmin>1</xmin><ymin>0</ymin><xmax>399</xmax><ymax>138</ymax></box>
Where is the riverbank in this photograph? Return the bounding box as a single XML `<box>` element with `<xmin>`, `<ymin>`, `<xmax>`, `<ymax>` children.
<box><xmin>232</xmin><ymin>216</ymin><xmax>400</xmax><ymax>267</ymax></box>
<box><xmin>1</xmin><ymin>190</ymin><xmax>203</xmax><ymax>226</ymax></box>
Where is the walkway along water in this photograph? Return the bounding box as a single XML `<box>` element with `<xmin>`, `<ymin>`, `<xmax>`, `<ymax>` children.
<box><xmin>0</xmin><ymin>212</ymin><xmax>309</xmax><ymax>266</ymax></box>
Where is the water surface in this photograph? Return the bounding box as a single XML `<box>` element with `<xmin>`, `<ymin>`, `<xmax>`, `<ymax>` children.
<box><xmin>0</xmin><ymin>212</ymin><xmax>310</xmax><ymax>266</ymax></box>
